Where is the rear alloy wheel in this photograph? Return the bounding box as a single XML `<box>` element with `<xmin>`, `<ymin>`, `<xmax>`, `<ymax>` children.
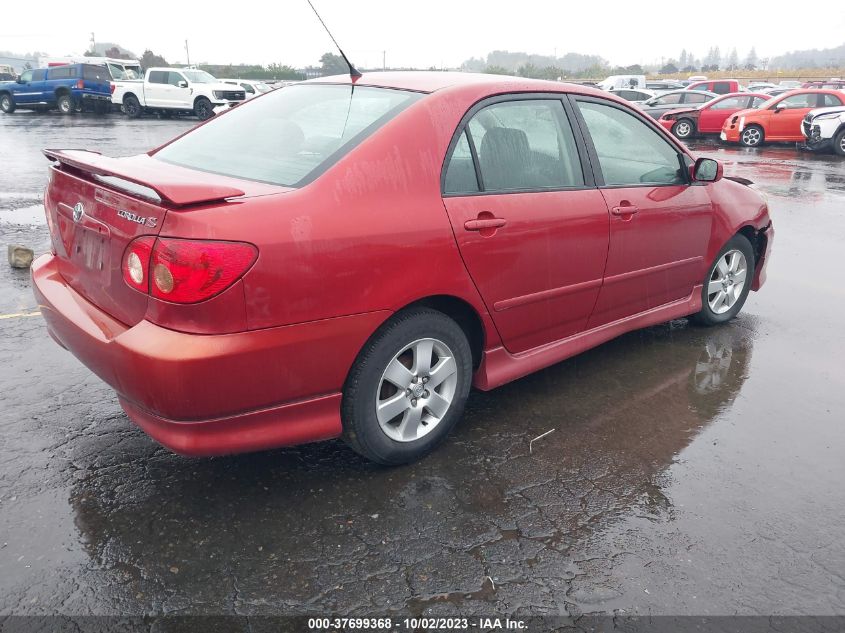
<box><xmin>740</xmin><ymin>124</ymin><xmax>764</xmax><ymax>147</ymax></box>
<box><xmin>691</xmin><ymin>234</ymin><xmax>755</xmax><ymax>326</ymax></box>
<box><xmin>672</xmin><ymin>118</ymin><xmax>695</xmax><ymax>139</ymax></box>
<box><xmin>0</xmin><ymin>94</ymin><xmax>14</xmax><ymax>113</ymax></box>
<box><xmin>57</xmin><ymin>94</ymin><xmax>74</xmax><ymax>115</ymax></box>
<box><xmin>833</xmin><ymin>128</ymin><xmax>845</xmax><ymax>157</ymax></box>
<box><xmin>123</xmin><ymin>95</ymin><xmax>142</xmax><ymax>118</ymax></box>
<box><xmin>194</xmin><ymin>97</ymin><xmax>214</xmax><ymax>120</ymax></box>
<box><xmin>342</xmin><ymin>307</ymin><xmax>472</xmax><ymax>465</ymax></box>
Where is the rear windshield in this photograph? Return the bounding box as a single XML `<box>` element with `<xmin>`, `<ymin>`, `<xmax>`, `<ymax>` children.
<box><xmin>83</xmin><ymin>65</ymin><xmax>111</xmax><ymax>81</ymax></box>
<box><xmin>154</xmin><ymin>84</ymin><xmax>422</xmax><ymax>187</ymax></box>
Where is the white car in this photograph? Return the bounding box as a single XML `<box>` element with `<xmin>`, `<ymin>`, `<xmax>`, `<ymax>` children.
<box><xmin>608</xmin><ymin>88</ymin><xmax>656</xmax><ymax>104</ymax></box>
<box><xmin>219</xmin><ymin>79</ymin><xmax>272</xmax><ymax>100</ymax></box>
<box><xmin>802</xmin><ymin>106</ymin><xmax>845</xmax><ymax>156</ymax></box>
<box><xmin>112</xmin><ymin>67</ymin><xmax>246</xmax><ymax>120</ymax></box>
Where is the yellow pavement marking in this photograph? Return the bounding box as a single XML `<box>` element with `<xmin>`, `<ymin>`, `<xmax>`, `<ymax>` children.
<box><xmin>0</xmin><ymin>310</ymin><xmax>42</xmax><ymax>320</ymax></box>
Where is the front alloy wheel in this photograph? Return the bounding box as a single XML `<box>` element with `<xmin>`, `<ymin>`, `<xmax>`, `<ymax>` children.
<box><xmin>672</xmin><ymin>119</ymin><xmax>694</xmax><ymax>139</ymax></box>
<box><xmin>740</xmin><ymin>125</ymin><xmax>763</xmax><ymax>147</ymax></box>
<box><xmin>707</xmin><ymin>250</ymin><xmax>748</xmax><ymax>315</ymax></box>
<box><xmin>692</xmin><ymin>234</ymin><xmax>755</xmax><ymax>326</ymax></box>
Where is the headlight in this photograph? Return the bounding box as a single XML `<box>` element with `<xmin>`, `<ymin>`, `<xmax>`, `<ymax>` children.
<box><xmin>212</xmin><ymin>91</ymin><xmax>223</xmax><ymax>99</ymax></box>
<box><xmin>813</xmin><ymin>112</ymin><xmax>841</xmax><ymax>121</ymax></box>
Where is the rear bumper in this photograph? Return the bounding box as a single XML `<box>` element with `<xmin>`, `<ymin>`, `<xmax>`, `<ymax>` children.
<box><xmin>32</xmin><ymin>253</ymin><xmax>388</xmax><ymax>455</ymax></box>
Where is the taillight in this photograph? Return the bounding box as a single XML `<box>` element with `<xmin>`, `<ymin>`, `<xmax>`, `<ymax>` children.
<box><xmin>110</xmin><ymin>83</ymin><xmax>115</xmax><ymax>94</ymax></box>
<box><xmin>122</xmin><ymin>236</ymin><xmax>155</xmax><ymax>292</ymax></box>
<box><xmin>76</xmin><ymin>79</ymin><xmax>84</xmax><ymax>90</ymax></box>
<box><xmin>123</xmin><ymin>237</ymin><xmax>257</xmax><ymax>303</ymax></box>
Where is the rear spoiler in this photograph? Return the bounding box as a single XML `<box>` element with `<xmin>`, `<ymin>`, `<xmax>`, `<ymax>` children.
<box><xmin>43</xmin><ymin>149</ymin><xmax>245</xmax><ymax>207</ymax></box>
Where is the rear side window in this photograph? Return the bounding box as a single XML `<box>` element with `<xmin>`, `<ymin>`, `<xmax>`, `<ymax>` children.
<box><xmin>83</xmin><ymin>65</ymin><xmax>110</xmax><ymax>81</ymax></box>
<box><xmin>148</xmin><ymin>70</ymin><xmax>168</xmax><ymax>84</ymax></box>
<box><xmin>154</xmin><ymin>84</ymin><xmax>421</xmax><ymax>187</ymax></box>
<box><xmin>449</xmin><ymin>99</ymin><xmax>584</xmax><ymax>193</ymax></box>
<box><xmin>576</xmin><ymin>100</ymin><xmax>684</xmax><ymax>187</ymax></box>
<box><xmin>821</xmin><ymin>94</ymin><xmax>844</xmax><ymax>107</ymax></box>
<box><xmin>47</xmin><ymin>66</ymin><xmax>73</xmax><ymax>80</ymax></box>
<box><xmin>443</xmin><ymin>131</ymin><xmax>479</xmax><ymax>194</ymax></box>
<box><xmin>684</xmin><ymin>93</ymin><xmax>710</xmax><ymax>104</ymax></box>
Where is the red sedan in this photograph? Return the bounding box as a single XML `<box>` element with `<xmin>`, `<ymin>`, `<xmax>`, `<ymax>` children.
<box><xmin>659</xmin><ymin>92</ymin><xmax>770</xmax><ymax>139</ymax></box>
<box><xmin>32</xmin><ymin>73</ymin><xmax>774</xmax><ymax>464</ymax></box>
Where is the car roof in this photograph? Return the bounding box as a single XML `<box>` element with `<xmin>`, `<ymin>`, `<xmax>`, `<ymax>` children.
<box><xmin>306</xmin><ymin>71</ymin><xmax>607</xmax><ymax>97</ymax></box>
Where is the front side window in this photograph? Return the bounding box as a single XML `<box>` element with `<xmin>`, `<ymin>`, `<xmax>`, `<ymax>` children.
<box><xmin>31</xmin><ymin>70</ymin><xmax>46</xmax><ymax>81</ymax></box>
<box><xmin>750</xmin><ymin>96</ymin><xmax>768</xmax><ymax>107</ymax></box>
<box><xmin>154</xmin><ymin>84</ymin><xmax>421</xmax><ymax>187</ymax></box>
<box><xmin>457</xmin><ymin>99</ymin><xmax>584</xmax><ymax>193</ymax></box>
<box><xmin>19</xmin><ymin>70</ymin><xmax>32</xmax><ymax>83</ymax></box>
<box><xmin>168</xmin><ymin>72</ymin><xmax>186</xmax><ymax>87</ymax></box>
<box><xmin>577</xmin><ymin>100</ymin><xmax>684</xmax><ymax>187</ymax></box>
<box><xmin>182</xmin><ymin>70</ymin><xmax>216</xmax><ymax>84</ymax></box>
<box><xmin>713</xmin><ymin>82</ymin><xmax>732</xmax><ymax>94</ymax></box>
<box><xmin>655</xmin><ymin>93</ymin><xmax>682</xmax><ymax>105</ymax></box>
<box><xmin>710</xmin><ymin>96</ymin><xmax>745</xmax><ymax>110</ymax></box>
<box><xmin>777</xmin><ymin>94</ymin><xmax>814</xmax><ymax>109</ymax></box>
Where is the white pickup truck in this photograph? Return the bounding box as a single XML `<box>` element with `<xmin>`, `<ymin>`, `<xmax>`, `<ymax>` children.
<box><xmin>112</xmin><ymin>67</ymin><xmax>246</xmax><ymax>120</ymax></box>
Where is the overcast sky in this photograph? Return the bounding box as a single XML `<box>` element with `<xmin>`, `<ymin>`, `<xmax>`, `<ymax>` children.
<box><xmin>3</xmin><ymin>0</ymin><xmax>844</xmax><ymax>69</ymax></box>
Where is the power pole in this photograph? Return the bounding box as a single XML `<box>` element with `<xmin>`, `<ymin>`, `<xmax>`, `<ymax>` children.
<box><xmin>382</xmin><ymin>50</ymin><xmax>386</xmax><ymax>71</ymax></box>
<box><xmin>90</xmin><ymin>32</ymin><xmax>95</xmax><ymax>53</ymax></box>
<box><xmin>185</xmin><ymin>40</ymin><xmax>191</xmax><ymax>66</ymax></box>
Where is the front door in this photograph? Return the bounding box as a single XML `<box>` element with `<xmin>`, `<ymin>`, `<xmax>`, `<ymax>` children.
<box><xmin>441</xmin><ymin>97</ymin><xmax>610</xmax><ymax>354</ymax></box>
<box><xmin>768</xmin><ymin>93</ymin><xmax>817</xmax><ymax>139</ymax></box>
<box><xmin>697</xmin><ymin>95</ymin><xmax>749</xmax><ymax>133</ymax></box>
<box><xmin>572</xmin><ymin>97</ymin><xmax>713</xmax><ymax>328</ymax></box>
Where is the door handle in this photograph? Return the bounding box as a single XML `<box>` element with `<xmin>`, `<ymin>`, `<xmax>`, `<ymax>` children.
<box><xmin>611</xmin><ymin>205</ymin><xmax>639</xmax><ymax>216</ymax></box>
<box><xmin>464</xmin><ymin>217</ymin><xmax>507</xmax><ymax>231</ymax></box>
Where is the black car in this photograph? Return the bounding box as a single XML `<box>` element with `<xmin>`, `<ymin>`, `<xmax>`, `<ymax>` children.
<box><xmin>637</xmin><ymin>89</ymin><xmax>717</xmax><ymax>119</ymax></box>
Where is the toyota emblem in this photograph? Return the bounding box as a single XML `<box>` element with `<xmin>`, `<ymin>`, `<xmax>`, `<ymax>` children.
<box><xmin>72</xmin><ymin>202</ymin><xmax>84</xmax><ymax>223</ymax></box>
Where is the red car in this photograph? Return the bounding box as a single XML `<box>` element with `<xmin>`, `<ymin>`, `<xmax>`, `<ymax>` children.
<box><xmin>686</xmin><ymin>79</ymin><xmax>742</xmax><ymax>95</ymax></box>
<box><xmin>659</xmin><ymin>92</ymin><xmax>770</xmax><ymax>139</ymax></box>
<box><xmin>32</xmin><ymin>72</ymin><xmax>774</xmax><ymax>464</ymax></box>
<box><xmin>720</xmin><ymin>89</ymin><xmax>845</xmax><ymax>147</ymax></box>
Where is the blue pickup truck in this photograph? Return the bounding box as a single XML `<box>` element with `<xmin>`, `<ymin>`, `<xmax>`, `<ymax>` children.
<box><xmin>0</xmin><ymin>63</ymin><xmax>112</xmax><ymax>115</ymax></box>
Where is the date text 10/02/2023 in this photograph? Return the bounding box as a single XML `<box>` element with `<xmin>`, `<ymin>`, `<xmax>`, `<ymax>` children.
<box><xmin>307</xmin><ymin>617</ymin><xmax>528</xmax><ymax>630</ymax></box>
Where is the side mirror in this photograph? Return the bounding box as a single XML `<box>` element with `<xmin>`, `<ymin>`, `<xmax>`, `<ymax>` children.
<box><xmin>692</xmin><ymin>157</ymin><xmax>722</xmax><ymax>183</ymax></box>
<box><xmin>774</xmin><ymin>103</ymin><xmax>786</xmax><ymax>112</ymax></box>
<box><xmin>16</xmin><ymin>77</ymin><xmax>24</xmax><ymax>84</ymax></box>
<box><xmin>178</xmin><ymin>80</ymin><xmax>188</xmax><ymax>88</ymax></box>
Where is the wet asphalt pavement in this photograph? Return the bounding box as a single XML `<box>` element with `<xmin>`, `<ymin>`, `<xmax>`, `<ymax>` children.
<box><xmin>1</xmin><ymin>110</ymin><xmax>844</xmax><ymax>626</ymax></box>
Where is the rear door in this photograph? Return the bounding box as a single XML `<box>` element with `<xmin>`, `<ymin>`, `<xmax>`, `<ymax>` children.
<box><xmin>441</xmin><ymin>95</ymin><xmax>610</xmax><ymax>354</ymax></box>
<box><xmin>572</xmin><ymin>96</ymin><xmax>713</xmax><ymax>328</ymax></box>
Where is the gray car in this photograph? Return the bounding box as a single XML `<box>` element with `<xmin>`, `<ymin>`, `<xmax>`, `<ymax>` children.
<box><xmin>637</xmin><ymin>89</ymin><xmax>717</xmax><ymax>119</ymax></box>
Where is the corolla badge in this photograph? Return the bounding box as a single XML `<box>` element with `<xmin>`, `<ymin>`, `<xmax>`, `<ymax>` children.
<box><xmin>72</xmin><ymin>202</ymin><xmax>85</xmax><ymax>223</ymax></box>
<box><xmin>117</xmin><ymin>209</ymin><xmax>158</xmax><ymax>228</ymax></box>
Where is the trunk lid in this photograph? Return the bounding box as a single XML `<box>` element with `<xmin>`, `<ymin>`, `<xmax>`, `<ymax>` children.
<box><xmin>42</xmin><ymin>149</ymin><xmax>271</xmax><ymax>327</ymax></box>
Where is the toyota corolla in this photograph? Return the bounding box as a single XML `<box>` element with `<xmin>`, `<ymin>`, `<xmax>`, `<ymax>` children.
<box><xmin>32</xmin><ymin>72</ymin><xmax>773</xmax><ymax>464</ymax></box>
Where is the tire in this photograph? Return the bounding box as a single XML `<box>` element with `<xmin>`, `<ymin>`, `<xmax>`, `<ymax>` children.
<box><xmin>691</xmin><ymin>234</ymin><xmax>755</xmax><ymax>326</ymax></box>
<box><xmin>123</xmin><ymin>95</ymin><xmax>142</xmax><ymax>118</ymax></box>
<box><xmin>739</xmin><ymin>124</ymin><xmax>764</xmax><ymax>147</ymax></box>
<box><xmin>833</xmin><ymin>128</ymin><xmax>845</xmax><ymax>157</ymax></box>
<box><xmin>341</xmin><ymin>307</ymin><xmax>473</xmax><ymax>465</ymax></box>
<box><xmin>0</xmin><ymin>93</ymin><xmax>14</xmax><ymax>114</ymax></box>
<box><xmin>57</xmin><ymin>93</ymin><xmax>74</xmax><ymax>115</ymax></box>
<box><xmin>194</xmin><ymin>97</ymin><xmax>214</xmax><ymax>120</ymax></box>
<box><xmin>672</xmin><ymin>118</ymin><xmax>695</xmax><ymax>139</ymax></box>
